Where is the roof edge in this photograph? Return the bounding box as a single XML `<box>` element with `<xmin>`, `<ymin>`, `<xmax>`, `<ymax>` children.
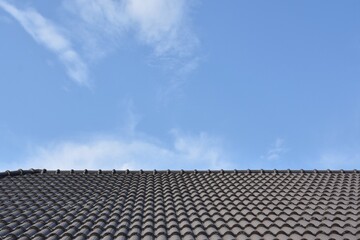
<box><xmin>0</xmin><ymin>169</ymin><xmax>41</xmax><ymax>178</ymax></box>
<box><xmin>0</xmin><ymin>168</ymin><xmax>359</xmax><ymax>178</ymax></box>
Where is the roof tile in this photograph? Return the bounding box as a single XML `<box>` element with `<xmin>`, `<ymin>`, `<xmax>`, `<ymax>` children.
<box><xmin>1</xmin><ymin>169</ymin><xmax>359</xmax><ymax>239</ymax></box>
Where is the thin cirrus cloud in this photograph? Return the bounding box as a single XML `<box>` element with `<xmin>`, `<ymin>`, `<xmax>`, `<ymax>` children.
<box><xmin>0</xmin><ymin>0</ymin><xmax>198</xmax><ymax>85</ymax></box>
<box><xmin>125</xmin><ymin>0</ymin><xmax>198</xmax><ymax>57</ymax></box>
<box><xmin>63</xmin><ymin>0</ymin><xmax>198</xmax><ymax>58</ymax></box>
<box><xmin>262</xmin><ymin>138</ymin><xmax>288</xmax><ymax>161</ymax></box>
<box><xmin>0</xmin><ymin>0</ymin><xmax>88</xmax><ymax>85</ymax></box>
<box><xmin>19</xmin><ymin>130</ymin><xmax>232</xmax><ymax>170</ymax></box>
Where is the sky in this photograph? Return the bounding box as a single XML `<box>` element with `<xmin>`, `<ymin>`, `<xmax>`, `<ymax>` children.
<box><xmin>0</xmin><ymin>0</ymin><xmax>360</xmax><ymax>170</ymax></box>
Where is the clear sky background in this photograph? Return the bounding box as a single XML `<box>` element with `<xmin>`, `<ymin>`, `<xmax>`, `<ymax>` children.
<box><xmin>0</xmin><ymin>0</ymin><xmax>360</xmax><ymax>170</ymax></box>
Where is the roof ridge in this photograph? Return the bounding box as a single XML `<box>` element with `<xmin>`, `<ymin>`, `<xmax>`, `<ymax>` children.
<box><xmin>0</xmin><ymin>168</ymin><xmax>359</xmax><ymax>178</ymax></box>
<box><xmin>0</xmin><ymin>169</ymin><xmax>41</xmax><ymax>178</ymax></box>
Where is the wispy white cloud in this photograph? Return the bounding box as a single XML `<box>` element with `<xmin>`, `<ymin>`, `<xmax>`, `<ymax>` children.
<box><xmin>63</xmin><ymin>0</ymin><xmax>200</xmax><ymax>97</ymax></box>
<box><xmin>125</xmin><ymin>0</ymin><xmax>198</xmax><ymax>57</ymax></box>
<box><xmin>0</xmin><ymin>0</ymin><xmax>88</xmax><ymax>85</ymax></box>
<box><xmin>62</xmin><ymin>0</ymin><xmax>200</xmax><ymax>92</ymax></box>
<box><xmin>0</xmin><ymin>0</ymin><xmax>198</xmax><ymax>87</ymax></box>
<box><xmin>262</xmin><ymin>138</ymin><xmax>288</xmax><ymax>160</ymax></box>
<box><xmin>63</xmin><ymin>0</ymin><xmax>198</xmax><ymax>58</ymax></box>
<box><xmin>22</xmin><ymin>130</ymin><xmax>232</xmax><ymax>170</ymax></box>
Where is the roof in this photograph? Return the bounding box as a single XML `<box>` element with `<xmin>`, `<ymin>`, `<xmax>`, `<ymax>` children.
<box><xmin>0</xmin><ymin>169</ymin><xmax>359</xmax><ymax>240</ymax></box>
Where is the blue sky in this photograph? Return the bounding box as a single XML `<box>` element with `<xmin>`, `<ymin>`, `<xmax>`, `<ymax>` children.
<box><xmin>1</xmin><ymin>0</ymin><xmax>360</xmax><ymax>170</ymax></box>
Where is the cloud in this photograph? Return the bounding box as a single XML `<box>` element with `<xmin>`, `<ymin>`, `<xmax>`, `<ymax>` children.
<box><xmin>64</xmin><ymin>0</ymin><xmax>198</xmax><ymax>57</ymax></box>
<box><xmin>0</xmin><ymin>0</ymin><xmax>88</xmax><ymax>85</ymax></box>
<box><xmin>262</xmin><ymin>138</ymin><xmax>287</xmax><ymax>160</ymax></box>
<box><xmin>62</xmin><ymin>0</ymin><xmax>200</xmax><ymax>97</ymax></box>
<box><xmin>20</xmin><ymin>130</ymin><xmax>232</xmax><ymax>170</ymax></box>
<box><xmin>0</xmin><ymin>0</ymin><xmax>198</xmax><ymax>87</ymax></box>
<box><xmin>125</xmin><ymin>0</ymin><xmax>198</xmax><ymax>57</ymax></box>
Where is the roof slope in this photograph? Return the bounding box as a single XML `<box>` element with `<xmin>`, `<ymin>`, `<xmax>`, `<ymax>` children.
<box><xmin>0</xmin><ymin>169</ymin><xmax>359</xmax><ymax>240</ymax></box>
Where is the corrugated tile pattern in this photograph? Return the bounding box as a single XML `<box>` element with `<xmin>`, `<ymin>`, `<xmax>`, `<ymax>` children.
<box><xmin>0</xmin><ymin>169</ymin><xmax>360</xmax><ymax>240</ymax></box>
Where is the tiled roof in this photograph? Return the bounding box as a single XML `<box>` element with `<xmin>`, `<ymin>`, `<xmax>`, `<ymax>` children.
<box><xmin>0</xmin><ymin>169</ymin><xmax>360</xmax><ymax>240</ymax></box>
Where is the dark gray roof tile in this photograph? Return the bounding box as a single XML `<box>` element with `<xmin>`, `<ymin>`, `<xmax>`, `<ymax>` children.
<box><xmin>1</xmin><ymin>169</ymin><xmax>360</xmax><ymax>238</ymax></box>
<box><xmin>31</xmin><ymin>234</ymin><xmax>47</xmax><ymax>240</ymax></box>
<box><xmin>35</xmin><ymin>227</ymin><xmax>51</xmax><ymax>237</ymax></box>
<box><xmin>113</xmin><ymin>235</ymin><xmax>127</xmax><ymax>240</ymax></box>
<box><xmin>154</xmin><ymin>235</ymin><xmax>167</xmax><ymax>240</ymax></box>
<box><xmin>4</xmin><ymin>234</ymin><xmax>20</xmax><ymax>240</ymax></box>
